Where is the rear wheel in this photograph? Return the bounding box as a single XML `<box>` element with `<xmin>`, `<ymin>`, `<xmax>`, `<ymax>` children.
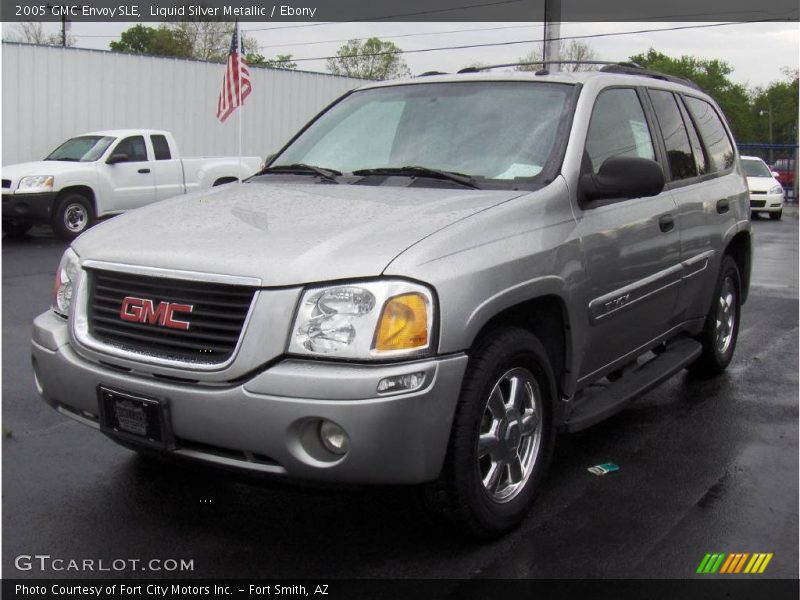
<box><xmin>425</xmin><ymin>327</ymin><xmax>556</xmax><ymax>538</ymax></box>
<box><xmin>688</xmin><ymin>255</ymin><xmax>741</xmax><ymax>376</ymax></box>
<box><xmin>51</xmin><ymin>193</ymin><xmax>94</xmax><ymax>239</ymax></box>
<box><xmin>770</xmin><ymin>210</ymin><xmax>782</xmax><ymax>221</ymax></box>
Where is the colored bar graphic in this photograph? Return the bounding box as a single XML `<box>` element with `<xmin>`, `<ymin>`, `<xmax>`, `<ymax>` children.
<box><xmin>699</xmin><ymin>552</ymin><xmax>773</xmax><ymax>575</ymax></box>
<box><xmin>719</xmin><ymin>554</ymin><xmax>736</xmax><ymax>574</ymax></box>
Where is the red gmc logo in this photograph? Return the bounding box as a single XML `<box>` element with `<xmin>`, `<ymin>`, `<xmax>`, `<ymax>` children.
<box><xmin>119</xmin><ymin>296</ymin><xmax>193</xmax><ymax>330</ymax></box>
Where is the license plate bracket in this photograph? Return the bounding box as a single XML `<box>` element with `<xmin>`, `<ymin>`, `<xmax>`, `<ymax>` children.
<box><xmin>98</xmin><ymin>387</ymin><xmax>174</xmax><ymax>450</ymax></box>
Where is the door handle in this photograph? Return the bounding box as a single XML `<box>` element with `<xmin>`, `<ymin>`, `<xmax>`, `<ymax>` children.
<box><xmin>659</xmin><ymin>214</ymin><xmax>675</xmax><ymax>233</ymax></box>
<box><xmin>716</xmin><ymin>198</ymin><xmax>730</xmax><ymax>214</ymax></box>
<box><xmin>138</xmin><ymin>168</ymin><xmax>151</xmax><ymax>174</ymax></box>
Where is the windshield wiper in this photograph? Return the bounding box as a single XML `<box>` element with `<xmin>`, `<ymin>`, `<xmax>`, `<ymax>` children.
<box><xmin>255</xmin><ymin>163</ymin><xmax>341</xmax><ymax>183</ymax></box>
<box><xmin>352</xmin><ymin>166</ymin><xmax>480</xmax><ymax>189</ymax></box>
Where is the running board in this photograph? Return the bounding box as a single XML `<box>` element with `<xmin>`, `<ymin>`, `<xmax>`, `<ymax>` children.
<box><xmin>564</xmin><ymin>338</ymin><xmax>702</xmax><ymax>432</ymax></box>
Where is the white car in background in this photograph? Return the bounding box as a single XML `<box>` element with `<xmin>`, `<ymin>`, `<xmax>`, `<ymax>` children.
<box><xmin>741</xmin><ymin>155</ymin><xmax>785</xmax><ymax>220</ymax></box>
<box><xmin>2</xmin><ymin>129</ymin><xmax>261</xmax><ymax>238</ymax></box>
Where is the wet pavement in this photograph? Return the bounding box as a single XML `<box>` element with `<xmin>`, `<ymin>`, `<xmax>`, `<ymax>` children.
<box><xmin>2</xmin><ymin>211</ymin><xmax>798</xmax><ymax>580</ymax></box>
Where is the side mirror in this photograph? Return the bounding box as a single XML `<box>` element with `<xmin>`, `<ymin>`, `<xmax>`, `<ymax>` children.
<box><xmin>106</xmin><ymin>153</ymin><xmax>129</xmax><ymax>164</ymax></box>
<box><xmin>771</xmin><ymin>171</ymin><xmax>781</xmax><ymax>179</ymax></box>
<box><xmin>580</xmin><ymin>156</ymin><xmax>665</xmax><ymax>204</ymax></box>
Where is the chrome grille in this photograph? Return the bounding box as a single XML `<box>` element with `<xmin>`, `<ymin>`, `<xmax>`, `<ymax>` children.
<box><xmin>86</xmin><ymin>268</ymin><xmax>256</xmax><ymax>363</ymax></box>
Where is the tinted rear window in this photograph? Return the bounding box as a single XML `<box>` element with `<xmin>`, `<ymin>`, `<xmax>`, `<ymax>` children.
<box><xmin>648</xmin><ymin>90</ymin><xmax>696</xmax><ymax>180</ymax></box>
<box><xmin>151</xmin><ymin>135</ymin><xmax>171</xmax><ymax>160</ymax></box>
<box><xmin>684</xmin><ymin>96</ymin><xmax>735</xmax><ymax>173</ymax></box>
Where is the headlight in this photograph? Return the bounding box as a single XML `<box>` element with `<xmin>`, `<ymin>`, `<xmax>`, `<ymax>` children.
<box><xmin>51</xmin><ymin>248</ymin><xmax>81</xmax><ymax>317</ymax></box>
<box><xmin>289</xmin><ymin>280</ymin><xmax>434</xmax><ymax>359</ymax></box>
<box><xmin>769</xmin><ymin>185</ymin><xmax>784</xmax><ymax>195</ymax></box>
<box><xmin>17</xmin><ymin>175</ymin><xmax>54</xmax><ymax>193</ymax></box>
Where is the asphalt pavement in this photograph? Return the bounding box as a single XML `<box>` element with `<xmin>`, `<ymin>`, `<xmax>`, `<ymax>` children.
<box><xmin>2</xmin><ymin>211</ymin><xmax>798</xmax><ymax>581</ymax></box>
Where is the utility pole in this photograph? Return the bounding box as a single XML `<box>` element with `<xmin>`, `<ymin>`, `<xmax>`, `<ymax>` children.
<box><xmin>543</xmin><ymin>0</ymin><xmax>561</xmax><ymax>72</ymax></box>
<box><xmin>760</xmin><ymin>102</ymin><xmax>774</xmax><ymax>165</ymax></box>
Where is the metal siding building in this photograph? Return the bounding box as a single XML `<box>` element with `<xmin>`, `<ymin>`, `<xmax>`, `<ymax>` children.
<box><xmin>2</xmin><ymin>43</ymin><xmax>362</xmax><ymax>166</ymax></box>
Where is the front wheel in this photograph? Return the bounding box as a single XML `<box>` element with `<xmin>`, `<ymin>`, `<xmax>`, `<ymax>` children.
<box><xmin>770</xmin><ymin>210</ymin><xmax>782</xmax><ymax>221</ymax></box>
<box><xmin>688</xmin><ymin>255</ymin><xmax>741</xmax><ymax>377</ymax></box>
<box><xmin>425</xmin><ymin>327</ymin><xmax>556</xmax><ymax>538</ymax></box>
<box><xmin>51</xmin><ymin>193</ymin><xmax>94</xmax><ymax>239</ymax></box>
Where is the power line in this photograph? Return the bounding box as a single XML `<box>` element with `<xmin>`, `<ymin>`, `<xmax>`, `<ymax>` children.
<box><xmin>268</xmin><ymin>18</ymin><xmax>794</xmax><ymax>64</ymax></box>
<box><xmin>252</xmin><ymin>24</ymin><xmax>546</xmax><ymax>51</ymax></box>
<box><xmin>244</xmin><ymin>0</ymin><xmax>525</xmax><ymax>32</ymax></box>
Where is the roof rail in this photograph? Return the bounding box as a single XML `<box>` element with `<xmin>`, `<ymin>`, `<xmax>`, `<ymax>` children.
<box><xmin>599</xmin><ymin>64</ymin><xmax>701</xmax><ymax>90</ymax></box>
<box><xmin>455</xmin><ymin>60</ymin><xmax>643</xmax><ymax>74</ymax></box>
<box><xmin>417</xmin><ymin>70</ymin><xmax>449</xmax><ymax>77</ymax></box>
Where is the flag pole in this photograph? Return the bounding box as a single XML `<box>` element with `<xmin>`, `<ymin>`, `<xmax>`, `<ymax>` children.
<box><xmin>237</xmin><ymin>22</ymin><xmax>243</xmax><ymax>160</ymax></box>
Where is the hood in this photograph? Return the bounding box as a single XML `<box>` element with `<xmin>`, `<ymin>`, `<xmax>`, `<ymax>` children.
<box><xmin>1</xmin><ymin>160</ymin><xmax>91</xmax><ymax>187</ymax></box>
<box><xmin>73</xmin><ymin>182</ymin><xmax>524</xmax><ymax>286</ymax></box>
<box><xmin>746</xmin><ymin>176</ymin><xmax>780</xmax><ymax>193</ymax></box>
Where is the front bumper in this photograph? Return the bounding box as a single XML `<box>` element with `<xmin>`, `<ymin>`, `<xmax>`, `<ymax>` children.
<box><xmin>32</xmin><ymin>311</ymin><xmax>468</xmax><ymax>485</ymax></box>
<box><xmin>749</xmin><ymin>192</ymin><xmax>784</xmax><ymax>213</ymax></box>
<box><xmin>2</xmin><ymin>191</ymin><xmax>58</xmax><ymax>223</ymax></box>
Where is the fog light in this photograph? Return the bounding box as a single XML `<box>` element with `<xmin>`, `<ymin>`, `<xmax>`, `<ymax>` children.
<box><xmin>319</xmin><ymin>420</ymin><xmax>349</xmax><ymax>455</ymax></box>
<box><xmin>377</xmin><ymin>371</ymin><xmax>426</xmax><ymax>395</ymax></box>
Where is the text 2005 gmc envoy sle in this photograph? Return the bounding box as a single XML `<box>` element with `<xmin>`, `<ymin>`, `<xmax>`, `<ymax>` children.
<box><xmin>32</xmin><ymin>65</ymin><xmax>751</xmax><ymax>537</ymax></box>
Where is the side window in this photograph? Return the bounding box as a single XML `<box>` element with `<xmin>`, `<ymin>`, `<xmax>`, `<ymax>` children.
<box><xmin>648</xmin><ymin>89</ymin><xmax>696</xmax><ymax>180</ymax></box>
<box><xmin>585</xmin><ymin>88</ymin><xmax>655</xmax><ymax>174</ymax></box>
<box><xmin>683</xmin><ymin>96</ymin><xmax>735</xmax><ymax>173</ymax></box>
<box><xmin>113</xmin><ymin>136</ymin><xmax>148</xmax><ymax>162</ymax></box>
<box><xmin>677</xmin><ymin>96</ymin><xmax>708</xmax><ymax>176</ymax></box>
<box><xmin>151</xmin><ymin>135</ymin><xmax>172</xmax><ymax>160</ymax></box>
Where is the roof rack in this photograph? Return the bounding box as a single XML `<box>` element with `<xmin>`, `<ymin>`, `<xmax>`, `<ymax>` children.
<box><xmin>455</xmin><ymin>60</ymin><xmax>643</xmax><ymax>74</ymax></box>
<box><xmin>449</xmin><ymin>60</ymin><xmax>701</xmax><ymax>90</ymax></box>
<box><xmin>598</xmin><ymin>64</ymin><xmax>701</xmax><ymax>90</ymax></box>
<box><xmin>417</xmin><ymin>70</ymin><xmax>449</xmax><ymax>77</ymax></box>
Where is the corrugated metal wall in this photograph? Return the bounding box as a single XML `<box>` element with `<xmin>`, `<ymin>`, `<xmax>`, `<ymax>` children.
<box><xmin>1</xmin><ymin>43</ymin><xmax>362</xmax><ymax>165</ymax></box>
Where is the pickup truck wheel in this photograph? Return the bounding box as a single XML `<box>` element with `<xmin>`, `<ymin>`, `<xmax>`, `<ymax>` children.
<box><xmin>688</xmin><ymin>255</ymin><xmax>741</xmax><ymax>377</ymax></box>
<box><xmin>426</xmin><ymin>326</ymin><xmax>555</xmax><ymax>538</ymax></box>
<box><xmin>770</xmin><ymin>210</ymin><xmax>782</xmax><ymax>221</ymax></box>
<box><xmin>51</xmin><ymin>193</ymin><xmax>94</xmax><ymax>239</ymax></box>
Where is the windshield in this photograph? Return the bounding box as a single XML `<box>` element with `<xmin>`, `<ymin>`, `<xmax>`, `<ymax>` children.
<box><xmin>741</xmin><ymin>158</ymin><xmax>772</xmax><ymax>178</ymax></box>
<box><xmin>45</xmin><ymin>136</ymin><xmax>116</xmax><ymax>162</ymax></box>
<box><xmin>271</xmin><ymin>82</ymin><xmax>574</xmax><ymax>187</ymax></box>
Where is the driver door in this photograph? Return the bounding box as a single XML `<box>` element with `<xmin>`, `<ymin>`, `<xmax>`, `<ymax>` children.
<box><xmin>102</xmin><ymin>135</ymin><xmax>156</xmax><ymax>212</ymax></box>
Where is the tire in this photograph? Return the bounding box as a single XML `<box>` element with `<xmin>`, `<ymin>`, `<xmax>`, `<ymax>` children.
<box><xmin>770</xmin><ymin>210</ymin><xmax>782</xmax><ymax>221</ymax></box>
<box><xmin>2</xmin><ymin>220</ymin><xmax>32</xmax><ymax>237</ymax></box>
<box><xmin>687</xmin><ymin>255</ymin><xmax>741</xmax><ymax>377</ymax></box>
<box><xmin>750</xmin><ymin>211</ymin><xmax>758</xmax><ymax>220</ymax></box>
<box><xmin>51</xmin><ymin>193</ymin><xmax>94</xmax><ymax>240</ymax></box>
<box><xmin>425</xmin><ymin>326</ymin><xmax>556</xmax><ymax>538</ymax></box>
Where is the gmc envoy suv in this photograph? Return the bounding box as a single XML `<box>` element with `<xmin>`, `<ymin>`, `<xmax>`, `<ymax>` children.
<box><xmin>32</xmin><ymin>65</ymin><xmax>751</xmax><ymax>537</ymax></box>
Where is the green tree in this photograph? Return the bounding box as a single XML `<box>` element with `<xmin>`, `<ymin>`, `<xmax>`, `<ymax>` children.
<box><xmin>629</xmin><ymin>49</ymin><xmax>753</xmax><ymax>140</ymax></box>
<box><xmin>246</xmin><ymin>53</ymin><xmax>298</xmax><ymax>70</ymax></box>
<box><xmin>109</xmin><ymin>24</ymin><xmax>192</xmax><ymax>58</ymax></box>
<box><xmin>326</xmin><ymin>38</ymin><xmax>411</xmax><ymax>80</ymax></box>
<box><xmin>750</xmin><ymin>71</ymin><xmax>799</xmax><ymax>145</ymax></box>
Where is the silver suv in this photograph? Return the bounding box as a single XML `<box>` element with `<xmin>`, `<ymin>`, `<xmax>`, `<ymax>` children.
<box><xmin>32</xmin><ymin>65</ymin><xmax>751</xmax><ymax>537</ymax></box>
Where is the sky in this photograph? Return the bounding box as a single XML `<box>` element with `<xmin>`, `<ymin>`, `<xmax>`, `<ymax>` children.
<box><xmin>4</xmin><ymin>21</ymin><xmax>799</xmax><ymax>88</ymax></box>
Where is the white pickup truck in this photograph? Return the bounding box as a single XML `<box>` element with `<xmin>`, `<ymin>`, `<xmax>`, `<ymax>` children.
<box><xmin>2</xmin><ymin>129</ymin><xmax>261</xmax><ymax>238</ymax></box>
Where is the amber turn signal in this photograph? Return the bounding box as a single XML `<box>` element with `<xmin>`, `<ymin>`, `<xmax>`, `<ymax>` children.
<box><xmin>373</xmin><ymin>293</ymin><xmax>429</xmax><ymax>352</ymax></box>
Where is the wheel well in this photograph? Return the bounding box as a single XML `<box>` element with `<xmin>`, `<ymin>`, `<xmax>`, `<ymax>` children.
<box><xmin>472</xmin><ymin>295</ymin><xmax>569</xmax><ymax>398</ymax></box>
<box><xmin>56</xmin><ymin>186</ymin><xmax>96</xmax><ymax>214</ymax></box>
<box><xmin>213</xmin><ymin>177</ymin><xmax>238</xmax><ymax>186</ymax></box>
<box><xmin>725</xmin><ymin>231</ymin><xmax>751</xmax><ymax>303</ymax></box>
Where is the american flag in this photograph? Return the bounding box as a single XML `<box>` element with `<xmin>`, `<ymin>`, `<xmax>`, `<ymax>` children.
<box><xmin>216</xmin><ymin>22</ymin><xmax>251</xmax><ymax>123</ymax></box>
